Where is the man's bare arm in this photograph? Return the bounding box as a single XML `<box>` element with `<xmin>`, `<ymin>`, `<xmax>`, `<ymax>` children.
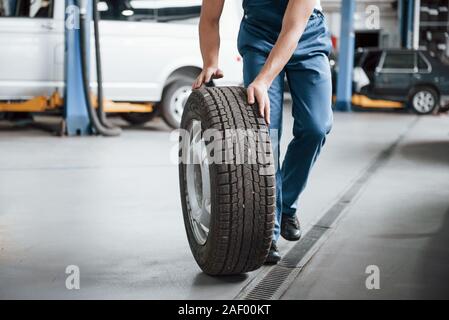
<box><xmin>248</xmin><ymin>0</ymin><xmax>316</xmax><ymax>124</ymax></box>
<box><xmin>193</xmin><ymin>0</ymin><xmax>225</xmax><ymax>89</ymax></box>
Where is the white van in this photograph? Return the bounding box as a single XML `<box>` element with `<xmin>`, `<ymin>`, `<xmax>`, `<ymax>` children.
<box><xmin>0</xmin><ymin>0</ymin><xmax>244</xmax><ymax>128</ymax></box>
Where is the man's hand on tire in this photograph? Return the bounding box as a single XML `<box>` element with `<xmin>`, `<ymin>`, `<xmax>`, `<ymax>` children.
<box><xmin>193</xmin><ymin>66</ymin><xmax>271</xmax><ymax>126</ymax></box>
<box><xmin>192</xmin><ymin>66</ymin><xmax>224</xmax><ymax>89</ymax></box>
<box><xmin>247</xmin><ymin>79</ymin><xmax>271</xmax><ymax>125</ymax></box>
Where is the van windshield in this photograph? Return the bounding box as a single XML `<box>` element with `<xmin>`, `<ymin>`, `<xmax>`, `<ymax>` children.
<box><xmin>0</xmin><ymin>0</ymin><xmax>53</xmax><ymax>18</ymax></box>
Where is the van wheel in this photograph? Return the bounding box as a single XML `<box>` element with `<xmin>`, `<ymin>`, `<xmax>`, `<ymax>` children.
<box><xmin>161</xmin><ymin>78</ymin><xmax>193</xmax><ymax>129</ymax></box>
<box><xmin>179</xmin><ymin>87</ymin><xmax>276</xmax><ymax>276</ymax></box>
<box><xmin>121</xmin><ymin>111</ymin><xmax>157</xmax><ymax>126</ymax></box>
<box><xmin>409</xmin><ymin>87</ymin><xmax>439</xmax><ymax>115</ymax></box>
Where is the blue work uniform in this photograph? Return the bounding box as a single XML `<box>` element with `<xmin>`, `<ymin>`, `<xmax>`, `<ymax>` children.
<box><xmin>238</xmin><ymin>0</ymin><xmax>333</xmax><ymax>241</ymax></box>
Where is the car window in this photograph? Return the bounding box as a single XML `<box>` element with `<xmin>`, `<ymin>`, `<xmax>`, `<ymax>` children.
<box><xmin>417</xmin><ymin>54</ymin><xmax>430</xmax><ymax>71</ymax></box>
<box><xmin>99</xmin><ymin>0</ymin><xmax>201</xmax><ymax>24</ymax></box>
<box><xmin>354</xmin><ymin>52</ymin><xmax>363</xmax><ymax>67</ymax></box>
<box><xmin>382</xmin><ymin>52</ymin><xmax>415</xmax><ymax>70</ymax></box>
<box><xmin>0</xmin><ymin>0</ymin><xmax>53</xmax><ymax>18</ymax></box>
<box><xmin>361</xmin><ymin>51</ymin><xmax>382</xmax><ymax>73</ymax></box>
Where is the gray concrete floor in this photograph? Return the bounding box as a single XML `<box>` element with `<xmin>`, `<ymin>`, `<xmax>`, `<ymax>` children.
<box><xmin>281</xmin><ymin>114</ymin><xmax>449</xmax><ymax>300</ymax></box>
<box><xmin>0</xmin><ymin>108</ymin><xmax>448</xmax><ymax>299</ymax></box>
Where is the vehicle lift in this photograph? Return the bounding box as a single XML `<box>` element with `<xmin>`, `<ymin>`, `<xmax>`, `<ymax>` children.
<box><xmin>0</xmin><ymin>0</ymin><xmax>153</xmax><ymax>136</ymax></box>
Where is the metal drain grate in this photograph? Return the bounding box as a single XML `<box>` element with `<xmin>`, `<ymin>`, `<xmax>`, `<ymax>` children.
<box><xmin>279</xmin><ymin>225</ymin><xmax>328</xmax><ymax>268</ymax></box>
<box><xmin>236</xmin><ymin>118</ymin><xmax>418</xmax><ymax>300</ymax></box>
<box><xmin>244</xmin><ymin>266</ymin><xmax>293</xmax><ymax>300</ymax></box>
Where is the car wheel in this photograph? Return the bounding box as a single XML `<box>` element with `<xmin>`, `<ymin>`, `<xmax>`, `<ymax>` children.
<box><xmin>179</xmin><ymin>87</ymin><xmax>276</xmax><ymax>275</ymax></box>
<box><xmin>161</xmin><ymin>78</ymin><xmax>193</xmax><ymax>129</ymax></box>
<box><xmin>409</xmin><ymin>87</ymin><xmax>439</xmax><ymax>115</ymax></box>
<box><xmin>121</xmin><ymin>111</ymin><xmax>157</xmax><ymax>126</ymax></box>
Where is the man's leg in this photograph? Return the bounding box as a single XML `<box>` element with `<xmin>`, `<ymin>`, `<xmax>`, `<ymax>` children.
<box><xmin>242</xmin><ymin>49</ymin><xmax>285</xmax><ymax>257</ymax></box>
<box><xmin>281</xmin><ymin>53</ymin><xmax>333</xmax><ymax>238</ymax></box>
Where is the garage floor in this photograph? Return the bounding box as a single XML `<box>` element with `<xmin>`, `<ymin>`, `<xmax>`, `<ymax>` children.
<box><xmin>1</xmin><ymin>107</ymin><xmax>448</xmax><ymax>299</ymax></box>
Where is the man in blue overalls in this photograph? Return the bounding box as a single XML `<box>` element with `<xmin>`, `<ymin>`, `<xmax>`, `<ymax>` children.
<box><xmin>193</xmin><ymin>0</ymin><xmax>333</xmax><ymax>264</ymax></box>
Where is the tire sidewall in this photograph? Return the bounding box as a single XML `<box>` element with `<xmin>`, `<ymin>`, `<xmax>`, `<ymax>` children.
<box><xmin>409</xmin><ymin>87</ymin><xmax>439</xmax><ymax>115</ymax></box>
<box><xmin>162</xmin><ymin>78</ymin><xmax>194</xmax><ymax>129</ymax></box>
<box><xmin>179</xmin><ymin>91</ymin><xmax>218</xmax><ymax>272</ymax></box>
<box><xmin>121</xmin><ymin>111</ymin><xmax>157</xmax><ymax>126</ymax></box>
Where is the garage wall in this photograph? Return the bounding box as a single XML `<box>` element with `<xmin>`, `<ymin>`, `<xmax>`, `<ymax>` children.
<box><xmin>322</xmin><ymin>0</ymin><xmax>400</xmax><ymax>48</ymax></box>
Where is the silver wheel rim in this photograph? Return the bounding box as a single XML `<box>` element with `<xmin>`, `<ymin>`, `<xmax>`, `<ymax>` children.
<box><xmin>185</xmin><ymin>120</ymin><xmax>211</xmax><ymax>245</ymax></box>
<box><xmin>169</xmin><ymin>86</ymin><xmax>192</xmax><ymax>126</ymax></box>
<box><xmin>413</xmin><ymin>91</ymin><xmax>435</xmax><ymax>113</ymax></box>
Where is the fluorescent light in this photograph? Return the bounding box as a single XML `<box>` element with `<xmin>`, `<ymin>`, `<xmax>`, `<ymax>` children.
<box><xmin>122</xmin><ymin>9</ymin><xmax>135</xmax><ymax>17</ymax></box>
<box><xmin>97</xmin><ymin>2</ymin><xmax>109</xmax><ymax>12</ymax></box>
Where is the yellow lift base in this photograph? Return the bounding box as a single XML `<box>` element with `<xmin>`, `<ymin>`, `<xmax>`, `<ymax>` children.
<box><xmin>331</xmin><ymin>94</ymin><xmax>405</xmax><ymax>109</ymax></box>
<box><xmin>351</xmin><ymin>94</ymin><xmax>404</xmax><ymax>109</ymax></box>
<box><xmin>0</xmin><ymin>91</ymin><xmax>154</xmax><ymax>113</ymax></box>
<box><xmin>2</xmin><ymin>93</ymin><xmax>402</xmax><ymax>113</ymax></box>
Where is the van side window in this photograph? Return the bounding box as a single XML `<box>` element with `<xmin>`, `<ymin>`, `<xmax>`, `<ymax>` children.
<box><xmin>98</xmin><ymin>0</ymin><xmax>151</xmax><ymax>21</ymax></box>
<box><xmin>99</xmin><ymin>0</ymin><xmax>201</xmax><ymax>24</ymax></box>
<box><xmin>0</xmin><ymin>0</ymin><xmax>53</xmax><ymax>18</ymax></box>
<box><xmin>156</xmin><ymin>5</ymin><xmax>201</xmax><ymax>24</ymax></box>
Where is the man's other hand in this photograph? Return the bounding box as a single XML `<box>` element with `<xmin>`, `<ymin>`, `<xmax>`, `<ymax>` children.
<box><xmin>192</xmin><ymin>67</ymin><xmax>224</xmax><ymax>89</ymax></box>
<box><xmin>247</xmin><ymin>80</ymin><xmax>271</xmax><ymax>125</ymax></box>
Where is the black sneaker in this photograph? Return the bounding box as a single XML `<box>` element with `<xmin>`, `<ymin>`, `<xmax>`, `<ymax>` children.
<box><xmin>264</xmin><ymin>240</ymin><xmax>281</xmax><ymax>265</ymax></box>
<box><xmin>281</xmin><ymin>214</ymin><xmax>302</xmax><ymax>241</ymax></box>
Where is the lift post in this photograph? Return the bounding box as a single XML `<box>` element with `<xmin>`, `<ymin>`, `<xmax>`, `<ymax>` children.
<box><xmin>335</xmin><ymin>0</ymin><xmax>355</xmax><ymax>112</ymax></box>
<box><xmin>399</xmin><ymin>0</ymin><xmax>421</xmax><ymax>49</ymax></box>
<box><xmin>64</xmin><ymin>0</ymin><xmax>92</xmax><ymax>136</ymax></box>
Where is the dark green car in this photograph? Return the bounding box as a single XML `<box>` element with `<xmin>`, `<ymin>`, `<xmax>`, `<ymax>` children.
<box><xmin>355</xmin><ymin>49</ymin><xmax>449</xmax><ymax>114</ymax></box>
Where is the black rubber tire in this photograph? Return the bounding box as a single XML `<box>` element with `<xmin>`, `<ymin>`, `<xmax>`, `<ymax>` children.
<box><xmin>121</xmin><ymin>112</ymin><xmax>157</xmax><ymax>126</ymax></box>
<box><xmin>409</xmin><ymin>87</ymin><xmax>439</xmax><ymax>115</ymax></box>
<box><xmin>4</xmin><ymin>112</ymin><xmax>33</xmax><ymax>122</ymax></box>
<box><xmin>161</xmin><ymin>78</ymin><xmax>193</xmax><ymax>129</ymax></box>
<box><xmin>179</xmin><ymin>87</ymin><xmax>276</xmax><ymax>276</ymax></box>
